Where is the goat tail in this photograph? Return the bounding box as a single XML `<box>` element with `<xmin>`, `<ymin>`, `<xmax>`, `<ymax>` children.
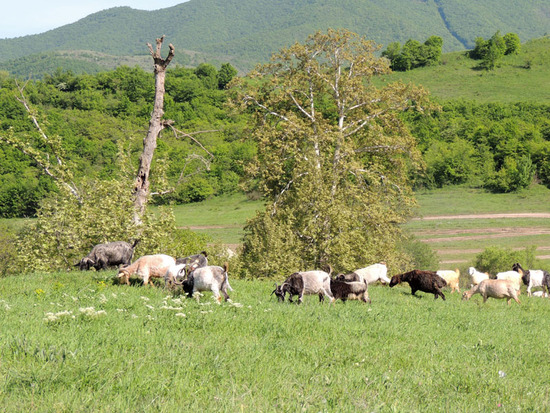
<box><xmin>222</xmin><ymin>262</ymin><xmax>233</xmax><ymax>291</ymax></box>
<box><xmin>131</xmin><ymin>238</ymin><xmax>141</xmax><ymax>249</ymax></box>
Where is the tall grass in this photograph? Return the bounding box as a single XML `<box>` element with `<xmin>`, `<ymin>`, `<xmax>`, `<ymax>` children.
<box><xmin>1</xmin><ymin>271</ymin><xmax>549</xmax><ymax>411</ymax></box>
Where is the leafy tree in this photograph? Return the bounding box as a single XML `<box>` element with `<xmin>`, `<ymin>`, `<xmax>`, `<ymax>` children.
<box><xmin>503</xmin><ymin>32</ymin><xmax>521</xmax><ymax>55</ymax></box>
<box><xmin>383</xmin><ymin>36</ymin><xmax>442</xmax><ymax>71</ymax></box>
<box><xmin>194</xmin><ymin>63</ymin><xmax>218</xmax><ymax>90</ymax></box>
<box><xmin>217</xmin><ymin>63</ymin><xmax>238</xmax><ymax>90</ymax></box>
<box><xmin>231</xmin><ymin>29</ymin><xmax>429</xmax><ymax>277</ymax></box>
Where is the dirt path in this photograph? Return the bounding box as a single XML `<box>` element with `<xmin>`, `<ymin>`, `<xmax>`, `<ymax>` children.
<box><xmin>417</xmin><ymin>213</ymin><xmax>550</xmax><ymax>264</ymax></box>
<box><xmin>414</xmin><ymin>213</ymin><xmax>550</xmax><ymax>220</ymax></box>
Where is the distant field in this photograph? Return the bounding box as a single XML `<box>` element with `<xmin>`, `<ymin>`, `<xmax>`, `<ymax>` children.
<box><xmin>170</xmin><ymin>185</ymin><xmax>550</xmax><ymax>268</ymax></box>
<box><xmin>1</xmin><ymin>270</ymin><xmax>549</xmax><ymax>411</ymax></box>
<box><xmin>378</xmin><ymin>37</ymin><xmax>550</xmax><ymax>103</ymax></box>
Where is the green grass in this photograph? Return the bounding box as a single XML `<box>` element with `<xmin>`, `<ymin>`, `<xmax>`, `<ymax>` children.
<box><xmin>170</xmin><ymin>193</ymin><xmax>264</xmax><ymax>244</ymax></box>
<box><xmin>1</xmin><ymin>270</ymin><xmax>549</xmax><ymax>411</ymax></box>
<box><xmin>378</xmin><ymin>37</ymin><xmax>550</xmax><ymax>103</ymax></box>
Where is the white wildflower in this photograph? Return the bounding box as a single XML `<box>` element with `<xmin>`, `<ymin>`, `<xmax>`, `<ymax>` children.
<box><xmin>140</xmin><ymin>296</ymin><xmax>150</xmax><ymax>301</ymax></box>
<box><xmin>145</xmin><ymin>304</ymin><xmax>155</xmax><ymax>311</ymax></box>
<box><xmin>175</xmin><ymin>313</ymin><xmax>186</xmax><ymax>317</ymax></box>
<box><xmin>99</xmin><ymin>294</ymin><xmax>107</xmax><ymax>304</ymax></box>
<box><xmin>116</xmin><ymin>308</ymin><xmax>127</xmax><ymax>312</ymax></box>
<box><xmin>131</xmin><ymin>314</ymin><xmax>138</xmax><ymax>319</ymax></box>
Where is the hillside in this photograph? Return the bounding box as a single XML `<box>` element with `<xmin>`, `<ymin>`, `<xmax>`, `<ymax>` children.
<box><xmin>0</xmin><ymin>0</ymin><xmax>549</xmax><ymax>76</ymax></box>
<box><xmin>378</xmin><ymin>37</ymin><xmax>550</xmax><ymax>103</ymax></box>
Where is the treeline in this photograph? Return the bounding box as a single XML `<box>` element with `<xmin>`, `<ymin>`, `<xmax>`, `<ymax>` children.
<box><xmin>1</xmin><ymin>61</ymin><xmax>550</xmax><ymax>218</ymax></box>
<box><xmin>382</xmin><ymin>32</ymin><xmax>522</xmax><ymax>71</ymax></box>
<box><xmin>0</xmin><ymin>63</ymin><xmax>252</xmax><ymax>218</ymax></box>
<box><xmin>405</xmin><ymin>101</ymin><xmax>550</xmax><ymax>191</ymax></box>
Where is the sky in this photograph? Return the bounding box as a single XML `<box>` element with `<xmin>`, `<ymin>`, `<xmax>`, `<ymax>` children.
<box><xmin>1</xmin><ymin>0</ymin><xmax>188</xmax><ymax>39</ymax></box>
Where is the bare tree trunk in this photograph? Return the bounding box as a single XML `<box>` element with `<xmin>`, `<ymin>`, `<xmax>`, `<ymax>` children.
<box><xmin>133</xmin><ymin>36</ymin><xmax>175</xmax><ymax>223</ymax></box>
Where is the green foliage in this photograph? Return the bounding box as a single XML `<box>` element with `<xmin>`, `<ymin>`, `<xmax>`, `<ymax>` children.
<box><xmin>383</xmin><ymin>36</ymin><xmax>443</xmax><ymax>71</ymax></box>
<box><xmin>485</xmin><ymin>155</ymin><xmax>535</xmax><ymax>193</ymax></box>
<box><xmin>233</xmin><ymin>29</ymin><xmax>429</xmax><ymax>276</ymax></box>
<box><xmin>474</xmin><ymin>246</ymin><xmax>538</xmax><ymax>274</ymax></box>
<box><xmin>405</xmin><ymin>101</ymin><xmax>550</xmax><ymax>192</ymax></box>
<box><xmin>470</xmin><ymin>31</ymin><xmax>519</xmax><ymax>70</ymax></box>
<box><xmin>503</xmin><ymin>32</ymin><xmax>521</xmax><ymax>55</ymax></box>
<box><xmin>14</xmin><ymin>175</ymin><xmax>208</xmax><ymax>273</ymax></box>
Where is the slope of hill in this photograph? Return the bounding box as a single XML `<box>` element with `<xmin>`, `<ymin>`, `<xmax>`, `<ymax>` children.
<box><xmin>0</xmin><ymin>0</ymin><xmax>548</xmax><ymax>76</ymax></box>
<box><xmin>378</xmin><ymin>37</ymin><xmax>550</xmax><ymax>103</ymax></box>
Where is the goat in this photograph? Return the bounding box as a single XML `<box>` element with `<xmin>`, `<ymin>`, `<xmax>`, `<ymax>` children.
<box><xmin>389</xmin><ymin>270</ymin><xmax>447</xmax><ymax>300</ymax></box>
<box><xmin>163</xmin><ymin>263</ymin><xmax>187</xmax><ymax>289</ymax></box>
<box><xmin>117</xmin><ymin>254</ymin><xmax>175</xmax><ymax>286</ymax></box>
<box><xmin>336</xmin><ymin>262</ymin><xmax>390</xmax><ymax>285</ymax></box>
<box><xmin>330</xmin><ymin>279</ymin><xmax>370</xmax><ymax>303</ymax></box>
<box><xmin>272</xmin><ymin>270</ymin><xmax>334</xmax><ymax>304</ymax></box>
<box><xmin>175</xmin><ymin>251</ymin><xmax>208</xmax><ymax>273</ymax></box>
<box><xmin>76</xmin><ymin>240</ymin><xmax>139</xmax><ymax>271</ymax></box>
<box><xmin>512</xmin><ymin>262</ymin><xmax>550</xmax><ymax>297</ymax></box>
<box><xmin>436</xmin><ymin>269</ymin><xmax>460</xmax><ymax>293</ymax></box>
<box><xmin>496</xmin><ymin>270</ymin><xmax>523</xmax><ymax>291</ymax></box>
<box><xmin>180</xmin><ymin>263</ymin><xmax>231</xmax><ymax>303</ymax></box>
<box><xmin>468</xmin><ymin>266</ymin><xmax>490</xmax><ymax>287</ymax></box>
<box><xmin>462</xmin><ymin>279</ymin><xmax>521</xmax><ymax>305</ymax></box>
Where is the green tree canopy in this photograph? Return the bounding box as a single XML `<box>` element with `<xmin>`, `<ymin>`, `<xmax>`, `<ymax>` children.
<box><xmin>231</xmin><ymin>29</ymin><xmax>429</xmax><ymax>277</ymax></box>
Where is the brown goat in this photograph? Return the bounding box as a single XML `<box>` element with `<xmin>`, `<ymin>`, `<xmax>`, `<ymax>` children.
<box><xmin>389</xmin><ymin>270</ymin><xmax>447</xmax><ymax>300</ymax></box>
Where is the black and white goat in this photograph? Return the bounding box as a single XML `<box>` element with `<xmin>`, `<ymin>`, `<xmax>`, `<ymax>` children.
<box><xmin>512</xmin><ymin>262</ymin><xmax>550</xmax><ymax>297</ymax></box>
<box><xmin>272</xmin><ymin>270</ymin><xmax>334</xmax><ymax>304</ymax></box>
<box><xmin>330</xmin><ymin>279</ymin><xmax>370</xmax><ymax>303</ymax></box>
<box><xmin>180</xmin><ymin>263</ymin><xmax>232</xmax><ymax>303</ymax></box>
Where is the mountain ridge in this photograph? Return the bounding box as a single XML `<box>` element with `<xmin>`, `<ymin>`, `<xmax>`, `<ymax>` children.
<box><xmin>1</xmin><ymin>0</ymin><xmax>548</xmax><ymax>75</ymax></box>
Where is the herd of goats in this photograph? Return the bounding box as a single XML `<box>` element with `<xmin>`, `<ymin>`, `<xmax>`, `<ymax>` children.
<box><xmin>75</xmin><ymin>240</ymin><xmax>550</xmax><ymax>306</ymax></box>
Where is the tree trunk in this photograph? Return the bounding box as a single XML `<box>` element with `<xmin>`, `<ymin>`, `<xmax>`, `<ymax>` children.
<box><xmin>133</xmin><ymin>36</ymin><xmax>174</xmax><ymax>223</ymax></box>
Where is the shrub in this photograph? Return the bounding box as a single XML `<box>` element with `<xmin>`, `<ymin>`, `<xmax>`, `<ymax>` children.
<box><xmin>473</xmin><ymin>246</ymin><xmax>538</xmax><ymax>275</ymax></box>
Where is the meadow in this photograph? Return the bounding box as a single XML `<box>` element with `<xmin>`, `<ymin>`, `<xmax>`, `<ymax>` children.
<box><xmin>1</xmin><ymin>270</ymin><xmax>550</xmax><ymax>412</ymax></box>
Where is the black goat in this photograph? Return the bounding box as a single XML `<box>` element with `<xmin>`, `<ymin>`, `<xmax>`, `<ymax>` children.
<box><xmin>389</xmin><ymin>270</ymin><xmax>447</xmax><ymax>300</ymax></box>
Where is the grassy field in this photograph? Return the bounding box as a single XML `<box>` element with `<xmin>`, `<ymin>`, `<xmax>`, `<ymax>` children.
<box><xmin>377</xmin><ymin>37</ymin><xmax>550</xmax><ymax>103</ymax></box>
<box><xmin>1</xmin><ymin>270</ymin><xmax>549</xmax><ymax>412</ymax></box>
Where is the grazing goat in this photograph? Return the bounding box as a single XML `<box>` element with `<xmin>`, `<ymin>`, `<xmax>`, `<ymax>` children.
<box><xmin>468</xmin><ymin>267</ymin><xmax>490</xmax><ymax>287</ymax></box>
<box><xmin>496</xmin><ymin>270</ymin><xmax>522</xmax><ymax>291</ymax></box>
<box><xmin>462</xmin><ymin>279</ymin><xmax>520</xmax><ymax>305</ymax></box>
<box><xmin>330</xmin><ymin>279</ymin><xmax>370</xmax><ymax>303</ymax></box>
<box><xmin>163</xmin><ymin>263</ymin><xmax>187</xmax><ymax>289</ymax></box>
<box><xmin>176</xmin><ymin>251</ymin><xmax>208</xmax><ymax>273</ymax></box>
<box><xmin>436</xmin><ymin>269</ymin><xmax>461</xmax><ymax>293</ymax></box>
<box><xmin>76</xmin><ymin>240</ymin><xmax>139</xmax><ymax>271</ymax></box>
<box><xmin>272</xmin><ymin>270</ymin><xmax>334</xmax><ymax>304</ymax></box>
<box><xmin>512</xmin><ymin>262</ymin><xmax>550</xmax><ymax>297</ymax></box>
<box><xmin>180</xmin><ymin>263</ymin><xmax>231</xmax><ymax>303</ymax></box>
<box><xmin>117</xmin><ymin>254</ymin><xmax>175</xmax><ymax>286</ymax></box>
<box><xmin>389</xmin><ymin>270</ymin><xmax>447</xmax><ymax>300</ymax></box>
<box><xmin>336</xmin><ymin>262</ymin><xmax>390</xmax><ymax>285</ymax></box>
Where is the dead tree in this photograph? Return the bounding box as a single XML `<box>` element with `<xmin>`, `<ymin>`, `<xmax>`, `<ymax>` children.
<box><xmin>133</xmin><ymin>36</ymin><xmax>175</xmax><ymax>223</ymax></box>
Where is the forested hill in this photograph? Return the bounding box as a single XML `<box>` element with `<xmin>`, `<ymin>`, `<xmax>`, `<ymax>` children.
<box><xmin>1</xmin><ymin>0</ymin><xmax>549</xmax><ymax>75</ymax></box>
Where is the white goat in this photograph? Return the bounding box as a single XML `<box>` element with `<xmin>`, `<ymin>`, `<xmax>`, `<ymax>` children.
<box><xmin>496</xmin><ymin>270</ymin><xmax>523</xmax><ymax>291</ymax></box>
<box><xmin>436</xmin><ymin>269</ymin><xmax>460</xmax><ymax>293</ymax></box>
<box><xmin>462</xmin><ymin>279</ymin><xmax>521</xmax><ymax>305</ymax></box>
<box><xmin>117</xmin><ymin>254</ymin><xmax>175</xmax><ymax>286</ymax></box>
<box><xmin>336</xmin><ymin>262</ymin><xmax>390</xmax><ymax>285</ymax></box>
<box><xmin>468</xmin><ymin>267</ymin><xmax>489</xmax><ymax>287</ymax></box>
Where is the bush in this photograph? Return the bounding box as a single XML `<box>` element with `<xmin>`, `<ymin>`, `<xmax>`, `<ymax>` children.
<box><xmin>473</xmin><ymin>246</ymin><xmax>538</xmax><ymax>275</ymax></box>
<box><xmin>485</xmin><ymin>155</ymin><xmax>535</xmax><ymax>192</ymax></box>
